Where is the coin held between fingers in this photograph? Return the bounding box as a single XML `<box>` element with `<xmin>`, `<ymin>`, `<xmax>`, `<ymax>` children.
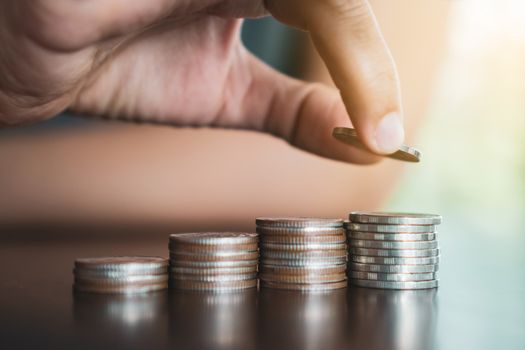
<box><xmin>375</xmin><ymin>112</ymin><xmax>405</xmax><ymax>153</ymax></box>
<box><xmin>332</xmin><ymin>127</ymin><xmax>420</xmax><ymax>162</ymax></box>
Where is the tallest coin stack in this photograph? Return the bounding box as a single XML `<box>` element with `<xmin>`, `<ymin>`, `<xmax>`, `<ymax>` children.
<box><xmin>346</xmin><ymin>212</ymin><xmax>441</xmax><ymax>290</ymax></box>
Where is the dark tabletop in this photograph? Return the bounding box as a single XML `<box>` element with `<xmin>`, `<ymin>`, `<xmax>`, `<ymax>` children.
<box><xmin>0</xmin><ymin>225</ymin><xmax>524</xmax><ymax>350</ymax></box>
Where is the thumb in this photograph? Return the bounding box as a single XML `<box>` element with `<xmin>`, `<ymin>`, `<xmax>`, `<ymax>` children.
<box><xmin>266</xmin><ymin>0</ymin><xmax>404</xmax><ymax>154</ymax></box>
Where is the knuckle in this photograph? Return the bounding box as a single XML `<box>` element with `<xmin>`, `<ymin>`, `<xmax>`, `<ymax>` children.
<box><xmin>21</xmin><ymin>1</ymin><xmax>93</xmax><ymax>51</ymax></box>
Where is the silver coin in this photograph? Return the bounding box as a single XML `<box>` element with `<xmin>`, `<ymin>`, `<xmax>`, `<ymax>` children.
<box><xmin>260</xmin><ymin>257</ymin><xmax>347</xmax><ymax>267</ymax></box>
<box><xmin>169</xmin><ymin>266</ymin><xmax>257</xmax><ymax>275</ymax></box>
<box><xmin>351</xmin><ymin>255</ymin><xmax>440</xmax><ymax>265</ymax></box>
<box><xmin>75</xmin><ymin>256</ymin><xmax>168</xmax><ymax>272</ymax></box>
<box><xmin>332</xmin><ymin>127</ymin><xmax>421</xmax><ymax>162</ymax></box>
<box><xmin>346</xmin><ymin>223</ymin><xmax>436</xmax><ymax>233</ymax></box>
<box><xmin>349</xmin><ymin>271</ymin><xmax>437</xmax><ymax>282</ymax></box>
<box><xmin>257</xmin><ymin>226</ymin><xmax>344</xmax><ymax>236</ymax></box>
<box><xmin>170</xmin><ymin>273</ymin><xmax>257</xmax><ymax>282</ymax></box>
<box><xmin>261</xmin><ymin>249</ymin><xmax>347</xmax><ymax>260</ymax></box>
<box><xmin>168</xmin><ymin>242</ymin><xmax>258</xmax><ymax>253</ymax></box>
<box><xmin>75</xmin><ymin>274</ymin><xmax>168</xmax><ymax>286</ymax></box>
<box><xmin>169</xmin><ymin>251</ymin><xmax>258</xmax><ymax>262</ymax></box>
<box><xmin>260</xmin><ymin>280</ymin><xmax>347</xmax><ymax>291</ymax></box>
<box><xmin>73</xmin><ymin>266</ymin><xmax>167</xmax><ymax>278</ymax></box>
<box><xmin>169</xmin><ymin>260</ymin><xmax>258</xmax><ymax>268</ymax></box>
<box><xmin>171</xmin><ymin>279</ymin><xmax>257</xmax><ymax>291</ymax></box>
<box><xmin>349</xmin><ymin>262</ymin><xmax>439</xmax><ymax>273</ymax></box>
<box><xmin>256</xmin><ymin>217</ymin><xmax>343</xmax><ymax>228</ymax></box>
<box><xmin>347</xmin><ymin>231</ymin><xmax>436</xmax><ymax>241</ymax></box>
<box><xmin>260</xmin><ymin>263</ymin><xmax>346</xmax><ymax>275</ymax></box>
<box><xmin>349</xmin><ymin>279</ymin><xmax>439</xmax><ymax>290</ymax></box>
<box><xmin>350</xmin><ymin>247</ymin><xmax>439</xmax><ymax>258</ymax></box>
<box><xmin>349</xmin><ymin>212</ymin><xmax>442</xmax><ymax>225</ymax></box>
<box><xmin>260</xmin><ymin>234</ymin><xmax>346</xmax><ymax>244</ymax></box>
<box><xmin>260</xmin><ymin>242</ymin><xmax>347</xmax><ymax>251</ymax></box>
<box><xmin>74</xmin><ymin>282</ymin><xmax>168</xmax><ymax>294</ymax></box>
<box><xmin>260</xmin><ymin>272</ymin><xmax>347</xmax><ymax>284</ymax></box>
<box><xmin>168</xmin><ymin>250</ymin><xmax>258</xmax><ymax>257</ymax></box>
<box><xmin>169</xmin><ymin>232</ymin><xmax>258</xmax><ymax>245</ymax></box>
<box><xmin>348</xmin><ymin>239</ymin><xmax>438</xmax><ymax>250</ymax></box>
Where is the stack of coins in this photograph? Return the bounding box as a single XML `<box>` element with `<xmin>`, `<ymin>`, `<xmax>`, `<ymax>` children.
<box><xmin>257</xmin><ymin>217</ymin><xmax>347</xmax><ymax>291</ymax></box>
<box><xmin>346</xmin><ymin>212</ymin><xmax>441</xmax><ymax>290</ymax></box>
<box><xmin>169</xmin><ymin>233</ymin><xmax>258</xmax><ymax>292</ymax></box>
<box><xmin>73</xmin><ymin>256</ymin><xmax>168</xmax><ymax>294</ymax></box>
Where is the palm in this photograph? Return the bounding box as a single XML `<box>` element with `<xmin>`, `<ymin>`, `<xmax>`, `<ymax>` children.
<box><xmin>73</xmin><ymin>17</ymin><xmax>256</xmax><ymax>128</ymax></box>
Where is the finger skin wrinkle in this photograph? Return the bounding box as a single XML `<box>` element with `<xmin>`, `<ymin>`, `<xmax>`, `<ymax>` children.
<box><xmin>286</xmin><ymin>85</ymin><xmax>321</xmax><ymax>146</ymax></box>
<box><xmin>263</xmin><ymin>81</ymin><xmax>314</xmax><ymax>142</ymax></box>
<box><xmin>17</xmin><ymin>0</ymin><xmax>258</xmax><ymax>53</ymax></box>
<box><xmin>17</xmin><ymin>0</ymin><xmax>98</xmax><ymax>52</ymax></box>
<box><xmin>213</xmin><ymin>49</ymin><xmax>248</xmax><ymax>128</ymax></box>
<box><xmin>322</xmin><ymin>0</ymin><xmax>370</xmax><ymax>18</ymax></box>
<box><xmin>217</xmin><ymin>21</ymin><xmax>248</xmax><ymax>124</ymax></box>
<box><xmin>17</xmin><ymin>0</ymin><xmax>196</xmax><ymax>52</ymax></box>
<box><xmin>213</xmin><ymin>48</ymin><xmax>273</xmax><ymax>131</ymax></box>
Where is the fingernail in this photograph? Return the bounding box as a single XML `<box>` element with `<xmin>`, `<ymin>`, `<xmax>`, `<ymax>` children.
<box><xmin>374</xmin><ymin>112</ymin><xmax>405</xmax><ymax>154</ymax></box>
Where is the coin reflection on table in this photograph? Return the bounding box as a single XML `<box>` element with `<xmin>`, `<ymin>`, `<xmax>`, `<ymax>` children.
<box><xmin>169</xmin><ymin>289</ymin><xmax>257</xmax><ymax>350</ymax></box>
<box><xmin>258</xmin><ymin>288</ymin><xmax>348</xmax><ymax>350</ymax></box>
<box><xmin>347</xmin><ymin>287</ymin><xmax>438</xmax><ymax>350</ymax></box>
<box><xmin>73</xmin><ymin>291</ymin><xmax>169</xmax><ymax>347</ymax></box>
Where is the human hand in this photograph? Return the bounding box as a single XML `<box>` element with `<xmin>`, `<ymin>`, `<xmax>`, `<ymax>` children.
<box><xmin>0</xmin><ymin>0</ymin><xmax>403</xmax><ymax>163</ymax></box>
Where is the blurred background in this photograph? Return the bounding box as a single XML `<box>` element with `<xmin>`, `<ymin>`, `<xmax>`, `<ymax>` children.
<box><xmin>1</xmin><ymin>0</ymin><xmax>525</xmax><ymax>240</ymax></box>
<box><xmin>2</xmin><ymin>1</ymin><xmax>525</xmax><ymax>348</ymax></box>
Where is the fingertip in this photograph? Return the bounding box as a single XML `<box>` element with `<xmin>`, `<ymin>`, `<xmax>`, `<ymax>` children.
<box><xmin>372</xmin><ymin>112</ymin><xmax>405</xmax><ymax>154</ymax></box>
<box><xmin>246</xmin><ymin>57</ymin><xmax>389</xmax><ymax>165</ymax></box>
<box><xmin>286</xmin><ymin>84</ymin><xmax>385</xmax><ymax>165</ymax></box>
<box><xmin>357</xmin><ymin>111</ymin><xmax>404</xmax><ymax>156</ymax></box>
<box><xmin>296</xmin><ymin>0</ymin><xmax>404</xmax><ymax>157</ymax></box>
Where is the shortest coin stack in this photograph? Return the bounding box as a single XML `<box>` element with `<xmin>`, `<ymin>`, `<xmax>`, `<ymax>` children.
<box><xmin>346</xmin><ymin>212</ymin><xmax>442</xmax><ymax>290</ymax></box>
<box><xmin>74</xmin><ymin>256</ymin><xmax>169</xmax><ymax>294</ymax></box>
<box><xmin>169</xmin><ymin>233</ymin><xmax>258</xmax><ymax>292</ymax></box>
<box><xmin>257</xmin><ymin>217</ymin><xmax>347</xmax><ymax>292</ymax></box>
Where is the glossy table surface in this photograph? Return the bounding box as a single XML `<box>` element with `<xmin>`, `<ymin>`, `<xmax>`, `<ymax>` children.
<box><xmin>0</xmin><ymin>227</ymin><xmax>524</xmax><ymax>350</ymax></box>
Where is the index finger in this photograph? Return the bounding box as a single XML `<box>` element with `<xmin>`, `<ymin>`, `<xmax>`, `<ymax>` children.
<box><xmin>267</xmin><ymin>0</ymin><xmax>405</xmax><ymax>155</ymax></box>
